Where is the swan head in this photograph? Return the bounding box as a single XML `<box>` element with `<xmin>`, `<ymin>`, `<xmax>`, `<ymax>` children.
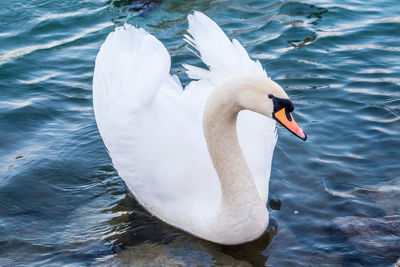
<box><xmin>236</xmin><ymin>74</ymin><xmax>307</xmax><ymax>141</ymax></box>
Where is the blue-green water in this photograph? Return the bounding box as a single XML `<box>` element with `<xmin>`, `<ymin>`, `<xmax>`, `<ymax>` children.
<box><xmin>1</xmin><ymin>0</ymin><xmax>399</xmax><ymax>266</ymax></box>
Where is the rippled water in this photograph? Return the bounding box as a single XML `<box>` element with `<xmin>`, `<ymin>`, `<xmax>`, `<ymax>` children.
<box><xmin>1</xmin><ymin>0</ymin><xmax>399</xmax><ymax>266</ymax></box>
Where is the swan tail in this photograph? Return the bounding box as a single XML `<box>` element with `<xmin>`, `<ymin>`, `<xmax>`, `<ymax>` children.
<box><xmin>93</xmin><ymin>24</ymin><xmax>171</xmax><ymax>114</ymax></box>
<box><xmin>184</xmin><ymin>11</ymin><xmax>267</xmax><ymax>84</ymax></box>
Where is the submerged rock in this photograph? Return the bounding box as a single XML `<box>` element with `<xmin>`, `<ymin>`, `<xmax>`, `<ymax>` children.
<box><xmin>333</xmin><ymin>216</ymin><xmax>400</xmax><ymax>262</ymax></box>
<box><xmin>329</xmin><ymin>178</ymin><xmax>400</xmax><ymax>264</ymax></box>
<box><xmin>111</xmin><ymin>0</ymin><xmax>163</xmax><ymax>15</ymax></box>
<box><xmin>351</xmin><ymin>179</ymin><xmax>400</xmax><ymax>215</ymax></box>
<box><xmin>333</xmin><ymin>216</ymin><xmax>400</xmax><ymax>245</ymax></box>
<box><xmin>93</xmin><ymin>219</ymin><xmax>277</xmax><ymax>266</ymax></box>
<box><xmin>326</xmin><ymin>177</ymin><xmax>400</xmax><ymax>215</ymax></box>
<box><xmin>127</xmin><ymin>0</ymin><xmax>162</xmax><ymax>13</ymax></box>
<box><xmin>93</xmin><ymin>239</ymin><xmax>252</xmax><ymax>266</ymax></box>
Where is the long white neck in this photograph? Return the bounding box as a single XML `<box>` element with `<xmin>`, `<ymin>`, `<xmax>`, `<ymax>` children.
<box><xmin>202</xmin><ymin>76</ymin><xmax>270</xmax><ymax>244</ymax></box>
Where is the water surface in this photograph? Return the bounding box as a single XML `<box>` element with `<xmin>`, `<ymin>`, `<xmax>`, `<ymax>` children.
<box><xmin>1</xmin><ymin>0</ymin><xmax>399</xmax><ymax>266</ymax></box>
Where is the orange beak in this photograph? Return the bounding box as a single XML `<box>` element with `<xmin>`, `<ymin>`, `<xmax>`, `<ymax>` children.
<box><xmin>273</xmin><ymin>108</ymin><xmax>307</xmax><ymax>141</ymax></box>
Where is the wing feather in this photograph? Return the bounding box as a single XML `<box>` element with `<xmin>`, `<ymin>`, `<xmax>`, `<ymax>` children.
<box><xmin>184</xmin><ymin>11</ymin><xmax>267</xmax><ymax>84</ymax></box>
<box><xmin>93</xmin><ymin>24</ymin><xmax>219</xmax><ymax>226</ymax></box>
<box><xmin>183</xmin><ymin>12</ymin><xmax>277</xmax><ymax>202</ymax></box>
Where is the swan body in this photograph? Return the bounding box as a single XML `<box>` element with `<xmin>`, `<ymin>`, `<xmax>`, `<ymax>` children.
<box><xmin>93</xmin><ymin>12</ymin><xmax>301</xmax><ymax>244</ymax></box>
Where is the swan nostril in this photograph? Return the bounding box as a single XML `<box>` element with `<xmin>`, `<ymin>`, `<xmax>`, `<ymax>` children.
<box><xmin>285</xmin><ymin>108</ymin><xmax>292</xmax><ymax>121</ymax></box>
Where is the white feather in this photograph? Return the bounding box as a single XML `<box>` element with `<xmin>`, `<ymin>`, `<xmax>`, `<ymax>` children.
<box><xmin>184</xmin><ymin>11</ymin><xmax>267</xmax><ymax>83</ymax></box>
<box><xmin>93</xmin><ymin>12</ymin><xmax>277</xmax><ymax>242</ymax></box>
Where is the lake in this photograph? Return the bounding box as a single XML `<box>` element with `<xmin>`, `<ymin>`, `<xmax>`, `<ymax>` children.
<box><xmin>1</xmin><ymin>0</ymin><xmax>399</xmax><ymax>266</ymax></box>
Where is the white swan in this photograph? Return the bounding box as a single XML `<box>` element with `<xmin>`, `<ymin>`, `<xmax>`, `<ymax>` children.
<box><xmin>93</xmin><ymin>11</ymin><xmax>306</xmax><ymax>245</ymax></box>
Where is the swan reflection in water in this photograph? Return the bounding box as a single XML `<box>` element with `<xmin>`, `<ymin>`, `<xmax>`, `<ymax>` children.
<box><xmin>100</xmin><ymin>192</ymin><xmax>279</xmax><ymax>267</ymax></box>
